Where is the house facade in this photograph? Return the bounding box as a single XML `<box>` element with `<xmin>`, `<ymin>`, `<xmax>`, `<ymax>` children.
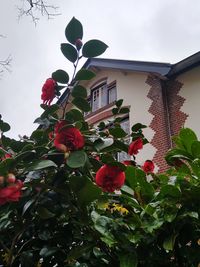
<box><xmin>58</xmin><ymin>52</ymin><xmax>200</xmax><ymax>172</ymax></box>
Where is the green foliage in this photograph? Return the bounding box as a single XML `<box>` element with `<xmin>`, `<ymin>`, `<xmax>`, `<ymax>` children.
<box><xmin>61</xmin><ymin>43</ymin><xmax>78</xmax><ymax>63</ymax></box>
<box><xmin>52</xmin><ymin>69</ymin><xmax>69</xmax><ymax>84</ymax></box>
<box><xmin>0</xmin><ymin>18</ymin><xmax>199</xmax><ymax>267</ymax></box>
<box><xmin>65</xmin><ymin>17</ymin><xmax>83</xmax><ymax>44</ymax></box>
<box><xmin>82</xmin><ymin>39</ymin><xmax>108</xmax><ymax>58</ymax></box>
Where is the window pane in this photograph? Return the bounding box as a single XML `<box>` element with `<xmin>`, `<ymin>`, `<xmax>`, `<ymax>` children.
<box><xmin>101</xmin><ymin>84</ymin><xmax>107</xmax><ymax>107</ymax></box>
<box><xmin>108</xmin><ymin>86</ymin><xmax>117</xmax><ymax>103</ymax></box>
<box><xmin>92</xmin><ymin>88</ymin><xmax>100</xmax><ymax>112</ymax></box>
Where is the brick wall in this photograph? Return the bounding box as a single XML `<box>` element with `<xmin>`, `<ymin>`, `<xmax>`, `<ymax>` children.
<box><xmin>146</xmin><ymin>75</ymin><xmax>171</xmax><ymax>172</ymax></box>
<box><xmin>165</xmin><ymin>79</ymin><xmax>188</xmax><ymax>137</ymax></box>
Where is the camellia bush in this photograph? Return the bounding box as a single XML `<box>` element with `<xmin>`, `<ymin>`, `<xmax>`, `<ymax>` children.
<box><xmin>0</xmin><ymin>18</ymin><xmax>199</xmax><ymax>267</ymax></box>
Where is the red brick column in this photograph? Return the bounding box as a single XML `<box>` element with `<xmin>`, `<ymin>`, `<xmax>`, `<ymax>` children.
<box><xmin>165</xmin><ymin>79</ymin><xmax>188</xmax><ymax>137</ymax></box>
<box><xmin>146</xmin><ymin>75</ymin><xmax>171</xmax><ymax>172</ymax></box>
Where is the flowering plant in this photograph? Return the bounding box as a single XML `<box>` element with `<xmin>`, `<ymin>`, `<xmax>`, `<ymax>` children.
<box><xmin>0</xmin><ymin>18</ymin><xmax>199</xmax><ymax>267</ymax></box>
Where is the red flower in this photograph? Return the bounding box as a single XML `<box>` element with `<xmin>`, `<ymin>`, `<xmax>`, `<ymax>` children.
<box><xmin>54</xmin><ymin>121</ymin><xmax>85</xmax><ymax>152</ymax></box>
<box><xmin>0</xmin><ymin>180</ymin><xmax>23</xmax><ymax>205</ymax></box>
<box><xmin>95</xmin><ymin>165</ymin><xmax>125</xmax><ymax>193</ymax></box>
<box><xmin>41</xmin><ymin>78</ymin><xmax>56</xmax><ymax>105</ymax></box>
<box><xmin>128</xmin><ymin>138</ymin><xmax>143</xmax><ymax>155</ymax></box>
<box><xmin>142</xmin><ymin>160</ymin><xmax>155</xmax><ymax>173</ymax></box>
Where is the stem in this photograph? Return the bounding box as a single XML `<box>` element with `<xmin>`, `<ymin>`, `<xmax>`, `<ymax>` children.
<box><xmin>62</xmin><ymin>50</ymin><xmax>80</xmax><ymax>119</ymax></box>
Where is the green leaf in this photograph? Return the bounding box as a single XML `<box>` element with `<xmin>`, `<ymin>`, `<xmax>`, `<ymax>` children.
<box><xmin>65</xmin><ymin>17</ymin><xmax>83</xmax><ymax>44</ymax></box>
<box><xmin>158</xmin><ymin>185</ymin><xmax>181</xmax><ymax>199</ymax></box>
<box><xmin>52</xmin><ymin>69</ymin><xmax>69</xmax><ymax>84</ymax></box>
<box><xmin>132</xmin><ymin>123</ymin><xmax>147</xmax><ymax>132</ymax></box>
<box><xmin>72</xmin><ymin>85</ymin><xmax>87</xmax><ymax>98</ymax></box>
<box><xmin>37</xmin><ymin>207</ymin><xmax>55</xmax><ymax>219</ymax></box>
<box><xmin>60</xmin><ymin>43</ymin><xmax>78</xmax><ymax>63</ymax></box>
<box><xmin>75</xmin><ymin>69</ymin><xmax>96</xmax><ymax>81</ymax></box>
<box><xmin>115</xmin><ymin>99</ymin><xmax>123</xmax><ymax>108</ymax></box>
<box><xmin>67</xmin><ymin>150</ymin><xmax>87</xmax><ymax>168</ymax></box>
<box><xmin>40</xmin><ymin>104</ymin><xmax>60</xmax><ymax>119</ymax></box>
<box><xmin>119</xmin><ymin>107</ymin><xmax>130</xmax><ymax>114</ymax></box>
<box><xmin>26</xmin><ymin>160</ymin><xmax>57</xmax><ymax>171</ymax></box>
<box><xmin>40</xmin><ymin>247</ymin><xmax>58</xmax><ymax>257</ymax></box>
<box><xmin>125</xmin><ymin>166</ymin><xmax>154</xmax><ymax>201</ymax></box>
<box><xmin>0</xmin><ymin>158</ymin><xmax>15</xmax><ymax>176</ymax></box>
<box><xmin>112</xmin><ymin>107</ymin><xmax>119</xmax><ymax>115</ymax></box>
<box><xmin>109</xmin><ymin>127</ymin><xmax>127</xmax><ymax>138</ymax></box>
<box><xmin>179</xmin><ymin>128</ymin><xmax>197</xmax><ymax>153</ymax></box>
<box><xmin>94</xmin><ymin>138</ymin><xmax>114</xmax><ymax>152</ymax></box>
<box><xmin>82</xmin><ymin>39</ymin><xmax>108</xmax><ymax>58</ymax></box>
<box><xmin>191</xmin><ymin>141</ymin><xmax>200</xmax><ymax>158</ymax></box>
<box><xmin>65</xmin><ymin>109</ymin><xmax>84</xmax><ymax>122</ymax></box>
<box><xmin>78</xmin><ymin>178</ymin><xmax>102</xmax><ymax>205</ymax></box>
<box><xmin>0</xmin><ymin>122</ymin><xmax>10</xmax><ymax>132</ymax></box>
<box><xmin>72</xmin><ymin>97</ymin><xmax>91</xmax><ymax>112</ymax></box>
<box><xmin>163</xmin><ymin>234</ymin><xmax>177</xmax><ymax>251</ymax></box>
<box><xmin>120</xmin><ymin>252</ymin><xmax>138</xmax><ymax>267</ymax></box>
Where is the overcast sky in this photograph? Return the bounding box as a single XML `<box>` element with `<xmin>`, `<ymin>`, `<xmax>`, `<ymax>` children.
<box><xmin>1</xmin><ymin>0</ymin><xmax>200</xmax><ymax>138</ymax></box>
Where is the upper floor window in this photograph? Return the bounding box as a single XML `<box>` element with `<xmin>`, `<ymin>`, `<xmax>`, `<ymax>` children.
<box><xmin>92</xmin><ymin>83</ymin><xmax>107</xmax><ymax>112</ymax></box>
<box><xmin>108</xmin><ymin>84</ymin><xmax>117</xmax><ymax>104</ymax></box>
<box><xmin>91</xmin><ymin>81</ymin><xmax>117</xmax><ymax>113</ymax></box>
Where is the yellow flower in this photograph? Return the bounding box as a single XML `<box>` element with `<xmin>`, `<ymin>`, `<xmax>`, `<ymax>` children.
<box><xmin>111</xmin><ymin>203</ymin><xmax>129</xmax><ymax>215</ymax></box>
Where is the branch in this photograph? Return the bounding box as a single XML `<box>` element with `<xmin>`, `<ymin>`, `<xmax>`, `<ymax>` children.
<box><xmin>0</xmin><ymin>55</ymin><xmax>12</xmax><ymax>76</ymax></box>
<box><xmin>17</xmin><ymin>0</ymin><xmax>61</xmax><ymax>24</ymax></box>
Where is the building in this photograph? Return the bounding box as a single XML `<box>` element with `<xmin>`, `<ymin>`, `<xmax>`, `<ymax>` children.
<box><xmin>58</xmin><ymin>52</ymin><xmax>200</xmax><ymax>172</ymax></box>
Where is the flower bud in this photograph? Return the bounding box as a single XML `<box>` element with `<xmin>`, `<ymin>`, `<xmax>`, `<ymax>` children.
<box><xmin>75</xmin><ymin>39</ymin><xmax>83</xmax><ymax>50</ymax></box>
<box><xmin>7</xmin><ymin>173</ymin><xmax>16</xmax><ymax>184</ymax></box>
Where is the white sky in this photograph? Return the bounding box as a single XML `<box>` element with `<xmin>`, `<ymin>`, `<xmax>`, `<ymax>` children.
<box><xmin>1</xmin><ymin>0</ymin><xmax>200</xmax><ymax>138</ymax></box>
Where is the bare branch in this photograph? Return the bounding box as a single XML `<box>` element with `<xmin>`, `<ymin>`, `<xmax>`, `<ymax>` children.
<box><xmin>0</xmin><ymin>55</ymin><xmax>12</xmax><ymax>78</ymax></box>
<box><xmin>17</xmin><ymin>0</ymin><xmax>61</xmax><ymax>24</ymax></box>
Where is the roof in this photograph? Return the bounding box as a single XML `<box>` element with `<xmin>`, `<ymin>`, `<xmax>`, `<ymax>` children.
<box><xmin>58</xmin><ymin>51</ymin><xmax>200</xmax><ymax>104</ymax></box>
<box><xmin>82</xmin><ymin>58</ymin><xmax>172</xmax><ymax>76</ymax></box>
<box><xmin>167</xmin><ymin>51</ymin><xmax>200</xmax><ymax>77</ymax></box>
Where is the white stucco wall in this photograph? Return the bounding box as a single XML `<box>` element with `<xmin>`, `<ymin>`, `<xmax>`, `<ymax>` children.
<box><xmin>177</xmin><ymin>66</ymin><xmax>200</xmax><ymax>138</ymax></box>
<box><xmin>82</xmin><ymin>69</ymin><xmax>157</xmax><ymax>164</ymax></box>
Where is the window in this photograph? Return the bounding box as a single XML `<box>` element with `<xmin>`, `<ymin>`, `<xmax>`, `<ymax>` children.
<box><xmin>91</xmin><ymin>83</ymin><xmax>107</xmax><ymax>112</ymax></box>
<box><xmin>85</xmin><ymin>80</ymin><xmax>117</xmax><ymax>114</ymax></box>
<box><xmin>108</xmin><ymin>85</ymin><xmax>117</xmax><ymax>104</ymax></box>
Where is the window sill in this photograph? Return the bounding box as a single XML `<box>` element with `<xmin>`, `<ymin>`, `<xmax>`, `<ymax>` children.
<box><xmin>84</xmin><ymin>102</ymin><xmax>116</xmax><ymax>120</ymax></box>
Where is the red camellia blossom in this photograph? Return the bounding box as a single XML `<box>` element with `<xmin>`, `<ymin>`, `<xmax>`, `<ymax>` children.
<box><xmin>128</xmin><ymin>138</ymin><xmax>143</xmax><ymax>155</ymax></box>
<box><xmin>142</xmin><ymin>160</ymin><xmax>155</xmax><ymax>173</ymax></box>
<box><xmin>0</xmin><ymin>180</ymin><xmax>23</xmax><ymax>205</ymax></box>
<box><xmin>95</xmin><ymin>165</ymin><xmax>125</xmax><ymax>193</ymax></box>
<box><xmin>54</xmin><ymin>121</ymin><xmax>85</xmax><ymax>152</ymax></box>
<box><xmin>41</xmin><ymin>78</ymin><xmax>56</xmax><ymax>105</ymax></box>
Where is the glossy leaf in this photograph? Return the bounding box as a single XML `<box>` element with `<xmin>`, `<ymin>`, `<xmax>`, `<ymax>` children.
<box><xmin>120</xmin><ymin>252</ymin><xmax>138</xmax><ymax>267</ymax></box>
<box><xmin>179</xmin><ymin>128</ymin><xmax>197</xmax><ymax>153</ymax></box>
<box><xmin>72</xmin><ymin>97</ymin><xmax>91</xmax><ymax>112</ymax></box>
<box><xmin>26</xmin><ymin>160</ymin><xmax>57</xmax><ymax>171</ymax></box>
<box><xmin>67</xmin><ymin>150</ymin><xmax>87</xmax><ymax>168</ymax></box>
<box><xmin>109</xmin><ymin>127</ymin><xmax>127</xmax><ymax>138</ymax></box>
<box><xmin>0</xmin><ymin>122</ymin><xmax>10</xmax><ymax>132</ymax></box>
<box><xmin>60</xmin><ymin>43</ymin><xmax>78</xmax><ymax>63</ymax></box>
<box><xmin>75</xmin><ymin>69</ymin><xmax>95</xmax><ymax>81</ymax></box>
<box><xmin>82</xmin><ymin>39</ymin><xmax>108</xmax><ymax>57</ymax></box>
<box><xmin>65</xmin><ymin>17</ymin><xmax>83</xmax><ymax>44</ymax></box>
<box><xmin>65</xmin><ymin>108</ymin><xmax>84</xmax><ymax>122</ymax></box>
<box><xmin>72</xmin><ymin>85</ymin><xmax>87</xmax><ymax>98</ymax></box>
<box><xmin>52</xmin><ymin>69</ymin><xmax>69</xmax><ymax>84</ymax></box>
